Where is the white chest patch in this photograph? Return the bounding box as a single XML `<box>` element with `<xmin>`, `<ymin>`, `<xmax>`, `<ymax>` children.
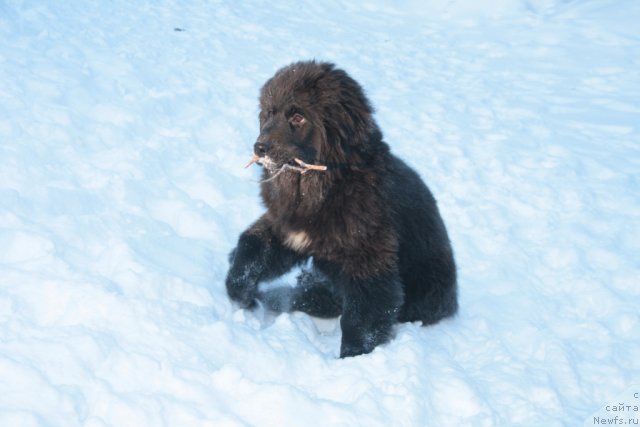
<box><xmin>284</xmin><ymin>231</ymin><xmax>312</xmax><ymax>252</ymax></box>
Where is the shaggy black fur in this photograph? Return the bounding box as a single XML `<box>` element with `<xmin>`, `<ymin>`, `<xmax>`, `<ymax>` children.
<box><xmin>226</xmin><ymin>61</ymin><xmax>457</xmax><ymax>357</ymax></box>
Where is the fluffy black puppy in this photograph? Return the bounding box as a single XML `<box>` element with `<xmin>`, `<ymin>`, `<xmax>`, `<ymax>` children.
<box><xmin>226</xmin><ymin>61</ymin><xmax>457</xmax><ymax>357</ymax></box>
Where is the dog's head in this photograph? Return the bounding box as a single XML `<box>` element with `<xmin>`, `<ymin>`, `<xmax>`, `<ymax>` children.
<box><xmin>254</xmin><ymin>61</ymin><xmax>381</xmax><ymax>174</ymax></box>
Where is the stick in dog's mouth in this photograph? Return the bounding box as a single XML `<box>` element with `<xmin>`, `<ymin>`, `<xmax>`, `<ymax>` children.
<box><xmin>292</xmin><ymin>158</ymin><xmax>328</xmax><ymax>174</ymax></box>
<box><xmin>244</xmin><ymin>154</ymin><xmax>260</xmax><ymax>169</ymax></box>
<box><xmin>244</xmin><ymin>154</ymin><xmax>327</xmax><ymax>174</ymax></box>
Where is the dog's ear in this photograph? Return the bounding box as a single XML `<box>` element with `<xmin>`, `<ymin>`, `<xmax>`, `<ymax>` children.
<box><xmin>318</xmin><ymin>119</ymin><xmax>350</xmax><ymax>166</ymax></box>
<box><xmin>318</xmin><ymin>67</ymin><xmax>382</xmax><ymax>166</ymax></box>
<box><xmin>319</xmin><ymin>98</ymin><xmax>380</xmax><ymax>166</ymax></box>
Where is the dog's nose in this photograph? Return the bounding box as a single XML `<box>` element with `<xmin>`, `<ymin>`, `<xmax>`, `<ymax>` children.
<box><xmin>254</xmin><ymin>141</ymin><xmax>270</xmax><ymax>156</ymax></box>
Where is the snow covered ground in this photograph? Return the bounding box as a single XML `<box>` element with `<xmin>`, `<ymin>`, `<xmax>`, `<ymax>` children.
<box><xmin>1</xmin><ymin>0</ymin><xmax>639</xmax><ymax>425</ymax></box>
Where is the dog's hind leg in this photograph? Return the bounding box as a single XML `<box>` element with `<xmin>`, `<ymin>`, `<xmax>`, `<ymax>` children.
<box><xmin>258</xmin><ymin>269</ymin><xmax>342</xmax><ymax>318</ymax></box>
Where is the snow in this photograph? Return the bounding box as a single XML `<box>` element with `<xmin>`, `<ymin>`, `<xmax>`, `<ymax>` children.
<box><xmin>1</xmin><ymin>0</ymin><xmax>639</xmax><ymax>425</ymax></box>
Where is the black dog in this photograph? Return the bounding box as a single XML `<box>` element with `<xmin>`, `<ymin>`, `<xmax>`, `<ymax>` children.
<box><xmin>226</xmin><ymin>61</ymin><xmax>457</xmax><ymax>357</ymax></box>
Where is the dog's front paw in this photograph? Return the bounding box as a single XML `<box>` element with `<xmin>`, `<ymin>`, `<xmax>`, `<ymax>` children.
<box><xmin>340</xmin><ymin>331</ymin><xmax>390</xmax><ymax>357</ymax></box>
<box><xmin>339</xmin><ymin>344</ymin><xmax>366</xmax><ymax>358</ymax></box>
<box><xmin>226</xmin><ymin>272</ymin><xmax>258</xmax><ymax>309</ymax></box>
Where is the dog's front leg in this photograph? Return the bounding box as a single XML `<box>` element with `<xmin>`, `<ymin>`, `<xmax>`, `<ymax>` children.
<box><xmin>226</xmin><ymin>216</ymin><xmax>305</xmax><ymax>308</ymax></box>
<box><xmin>338</xmin><ymin>270</ymin><xmax>404</xmax><ymax>358</ymax></box>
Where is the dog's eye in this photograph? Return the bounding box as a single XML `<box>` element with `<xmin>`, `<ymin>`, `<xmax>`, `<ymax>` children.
<box><xmin>290</xmin><ymin>113</ymin><xmax>306</xmax><ymax>126</ymax></box>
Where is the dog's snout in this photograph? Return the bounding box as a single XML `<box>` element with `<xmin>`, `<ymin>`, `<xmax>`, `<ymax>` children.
<box><xmin>254</xmin><ymin>141</ymin><xmax>270</xmax><ymax>156</ymax></box>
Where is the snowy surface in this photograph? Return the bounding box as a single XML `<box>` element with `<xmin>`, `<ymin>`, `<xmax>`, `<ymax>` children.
<box><xmin>1</xmin><ymin>0</ymin><xmax>639</xmax><ymax>425</ymax></box>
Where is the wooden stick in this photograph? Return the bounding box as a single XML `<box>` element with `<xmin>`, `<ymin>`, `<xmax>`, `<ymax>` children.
<box><xmin>293</xmin><ymin>158</ymin><xmax>328</xmax><ymax>174</ymax></box>
<box><xmin>244</xmin><ymin>155</ymin><xmax>327</xmax><ymax>182</ymax></box>
<box><xmin>244</xmin><ymin>154</ymin><xmax>259</xmax><ymax>169</ymax></box>
<box><xmin>245</xmin><ymin>155</ymin><xmax>327</xmax><ymax>173</ymax></box>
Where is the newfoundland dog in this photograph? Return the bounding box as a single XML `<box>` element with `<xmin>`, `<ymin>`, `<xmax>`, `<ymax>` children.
<box><xmin>226</xmin><ymin>61</ymin><xmax>457</xmax><ymax>357</ymax></box>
